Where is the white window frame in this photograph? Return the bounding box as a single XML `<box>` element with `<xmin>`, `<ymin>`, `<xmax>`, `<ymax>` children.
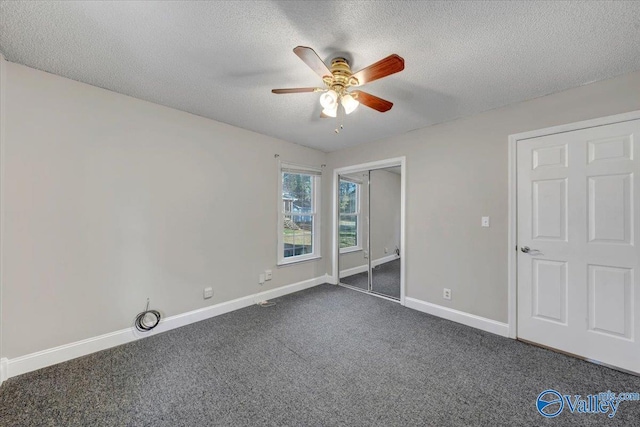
<box><xmin>277</xmin><ymin>161</ymin><xmax>322</xmax><ymax>266</ymax></box>
<box><xmin>339</xmin><ymin>177</ymin><xmax>362</xmax><ymax>254</ymax></box>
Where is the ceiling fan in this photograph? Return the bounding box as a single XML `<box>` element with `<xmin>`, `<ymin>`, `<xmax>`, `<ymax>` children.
<box><xmin>272</xmin><ymin>46</ymin><xmax>405</xmax><ymax>128</ymax></box>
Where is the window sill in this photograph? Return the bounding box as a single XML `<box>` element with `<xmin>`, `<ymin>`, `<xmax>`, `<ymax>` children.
<box><xmin>340</xmin><ymin>246</ymin><xmax>363</xmax><ymax>255</ymax></box>
<box><xmin>277</xmin><ymin>255</ymin><xmax>322</xmax><ymax>267</ymax></box>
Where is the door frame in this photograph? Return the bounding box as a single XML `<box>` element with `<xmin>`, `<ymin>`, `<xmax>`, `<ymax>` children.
<box><xmin>0</xmin><ymin>54</ymin><xmax>5</xmax><ymax>385</ymax></box>
<box><xmin>507</xmin><ymin>110</ymin><xmax>640</xmax><ymax>339</ymax></box>
<box><xmin>332</xmin><ymin>157</ymin><xmax>407</xmax><ymax>305</ymax></box>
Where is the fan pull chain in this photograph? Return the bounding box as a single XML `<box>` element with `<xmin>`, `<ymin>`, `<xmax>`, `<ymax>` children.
<box><xmin>335</xmin><ymin>104</ymin><xmax>345</xmax><ymax>134</ymax></box>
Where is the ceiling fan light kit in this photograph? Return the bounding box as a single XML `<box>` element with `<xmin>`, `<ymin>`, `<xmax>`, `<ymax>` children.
<box><xmin>272</xmin><ymin>46</ymin><xmax>405</xmax><ymax>133</ymax></box>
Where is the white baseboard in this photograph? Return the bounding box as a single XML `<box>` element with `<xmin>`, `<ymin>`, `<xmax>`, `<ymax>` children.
<box><xmin>339</xmin><ymin>264</ymin><xmax>368</xmax><ymax>278</ymax></box>
<box><xmin>339</xmin><ymin>254</ymin><xmax>400</xmax><ymax>279</ymax></box>
<box><xmin>372</xmin><ymin>253</ymin><xmax>400</xmax><ymax>267</ymax></box>
<box><xmin>4</xmin><ymin>275</ymin><xmax>328</xmax><ymax>380</ymax></box>
<box><xmin>405</xmin><ymin>297</ymin><xmax>509</xmax><ymax>337</ymax></box>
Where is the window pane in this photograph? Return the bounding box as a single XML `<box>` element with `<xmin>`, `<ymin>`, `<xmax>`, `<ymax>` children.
<box><xmin>339</xmin><ymin>181</ymin><xmax>357</xmax><ymax>214</ymax></box>
<box><xmin>339</xmin><ymin>214</ymin><xmax>358</xmax><ymax>248</ymax></box>
<box><xmin>283</xmin><ymin>215</ymin><xmax>313</xmax><ymax>258</ymax></box>
<box><xmin>283</xmin><ymin>172</ymin><xmax>313</xmax><ymax>213</ymax></box>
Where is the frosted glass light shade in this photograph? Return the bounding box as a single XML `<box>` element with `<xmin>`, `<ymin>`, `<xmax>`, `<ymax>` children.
<box><xmin>319</xmin><ymin>90</ymin><xmax>338</xmax><ymax>109</ymax></box>
<box><xmin>322</xmin><ymin>104</ymin><xmax>338</xmax><ymax>118</ymax></box>
<box><xmin>341</xmin><ymin>94</ymin><xmax>359</xmax><ymax>114</ymax></box>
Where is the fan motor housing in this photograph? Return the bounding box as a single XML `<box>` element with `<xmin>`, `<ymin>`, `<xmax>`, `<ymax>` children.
<box><xmin>323</xmin><ymin>57</ymin><xmax>359</xmax><ymax>92</ymax></box>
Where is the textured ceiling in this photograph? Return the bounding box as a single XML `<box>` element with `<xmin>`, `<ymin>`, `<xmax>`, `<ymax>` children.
<box><xmin>1</xmin><ymin>1</ymin><xmax>640</xmax><ymax>152</ymax></box>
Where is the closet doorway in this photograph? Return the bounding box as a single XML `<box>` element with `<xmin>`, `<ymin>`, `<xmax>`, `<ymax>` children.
<box><xmin>333</xmin><ymin>158</ymin><xmax>406</xmax><ymax>304</ymax></box>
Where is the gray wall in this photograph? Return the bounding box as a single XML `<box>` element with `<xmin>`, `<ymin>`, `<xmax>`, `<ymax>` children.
<box><xmin>3</xmin><ymin>57</ymin><xmax>640</xmax><ymax>360</ymax></box>
<box><xmin>369</xmin><ymin>169</ymin><xmax>401</xmax><ymax>262</ymax></box>
<box><xmin>326</xmin><ymin>70</ymin><xmax>640</xmax><ymax>323</ymax></box>
<box><xmin>1</xmin><ymin>62</ymin><xmax>327</xmax><ymax>358</ymax></box>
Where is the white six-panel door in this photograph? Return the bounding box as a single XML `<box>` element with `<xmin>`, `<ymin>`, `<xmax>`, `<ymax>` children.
<box><xmin>517</xmin><ymin>119</ymin><xmax>640</xmax><ymax>374</ymax></box>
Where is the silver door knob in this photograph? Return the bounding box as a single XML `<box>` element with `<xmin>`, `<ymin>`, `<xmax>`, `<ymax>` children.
<box><xmin>521</xmin><ymin>246</ymin><xmax>531</xmax><ymax>253</ymax></box>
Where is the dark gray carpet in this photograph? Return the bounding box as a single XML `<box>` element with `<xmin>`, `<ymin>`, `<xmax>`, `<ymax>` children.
<box><xmin>339</xmin><ymin>268</ymin><xmax>369</xmax><ymax>291</ymax></box>
<box><xmin>1</xmin><ymin>284</ymin><xmax>639</xmax><ymax>426</ymax></box>
<box><xmin>340</xmin><ymin>259</ymin><xmax>401</xmax><ymax>299</ymax></box>
<box><xmin>372</xmin><ymin>259</ymin><xmax>401</xmax><ymax>299</ymax></box>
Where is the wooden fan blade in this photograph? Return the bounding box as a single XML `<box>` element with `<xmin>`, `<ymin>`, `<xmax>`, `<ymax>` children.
<box><xmin>272</xmin><ymin>87</ymin><xmax>320</xmax><ymax>94</ymax></box>
<box><xmin>352</xmin><ymin>54</ymin><xmax>404</xmax><ymax>86</ymax></box>
<box><xmin>293</xmin><ymin>46</ymin><xmax>332</xmax><ymax>79</ymax></box>
<box><xmin>320</xmin><ymin>111</ymin><xmax>331</xmax><ymax>118</ymax></box>
<box><xmin>352</xmin><ymin>90</ymin><xmax>393</xmax><ymax>112</ymax></box>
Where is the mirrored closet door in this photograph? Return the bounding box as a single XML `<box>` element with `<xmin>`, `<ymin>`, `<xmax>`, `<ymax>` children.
<box><xmin>369</xmin><ymin>167</ymin><xmax>401</xmax><ymax>299</ymax></box>
<box><xmin>338</xmin><ymin>166</ymin><xmax>401</xmax><ymax>300</ymax></box>
<box><xmin>338</xmin><ymin>172</ymin><xmax>369</xmax><ymax>293</ymax></box>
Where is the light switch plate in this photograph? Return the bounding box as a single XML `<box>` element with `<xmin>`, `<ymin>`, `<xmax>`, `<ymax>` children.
<box><xmin>481</xmin><ymin>216</ymin><xmax>490</xmax><ymax>227</ymax></box>
<box><xmin>265</xmin><ymin>270</ymin><xmax>272</xmax><ymax>281</ymax></box>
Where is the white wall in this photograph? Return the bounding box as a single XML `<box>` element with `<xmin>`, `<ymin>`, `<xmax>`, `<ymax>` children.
<box><xmin>1</xmin><ymin>62</ymin><xmax>327</xmax><ymax>359</ymax></box>
<box><xmin>327</xmin><ymin>70</ymin><xmax>640</xmax><ymax>323</ymax></box>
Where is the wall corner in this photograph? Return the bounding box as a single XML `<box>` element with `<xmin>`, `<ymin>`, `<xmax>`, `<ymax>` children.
<box><xmin>0</xmin><ymin>358</ymin><xmax>7</xmax><ymax>385</ymax></box>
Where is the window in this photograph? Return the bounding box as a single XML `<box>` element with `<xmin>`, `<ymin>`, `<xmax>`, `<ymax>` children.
<box><xmin>278</xmin><ymin>163</ymin><xmax>321</xmax><ymax>265</ymax></box>
<box><xmin>339</xmin><ymin>178</ymin><xmax>361</xmax><ymax>253</ymax></box>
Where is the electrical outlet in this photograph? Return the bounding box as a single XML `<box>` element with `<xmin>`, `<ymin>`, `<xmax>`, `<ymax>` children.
<box><xmin>384</xmin><ymin>247</ymin><xmax>388</xmax><ymax>254</ymax></box>
<box><xmin>265</xmin><ymin>270</ymin><xmax>272</xmax><ymax>281</ymax></box>
<box><xmin>482</xmin><ymin>216</ymin><xmax>490</xmax><ymax>227</ymax></box>
<box><xmin>203</xmin><ymin>287</ymin><xmax>213</xmax><ymax>299</ymax></box>
<box><xmin>259</xmin><ymin>273</ymin><xmax>265</xmax><ymax>285</ymax></box>
<box><xmin>443</xmin><ymin>288</ymin><xmax>452</xmax><ymax>300</ymax></box>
